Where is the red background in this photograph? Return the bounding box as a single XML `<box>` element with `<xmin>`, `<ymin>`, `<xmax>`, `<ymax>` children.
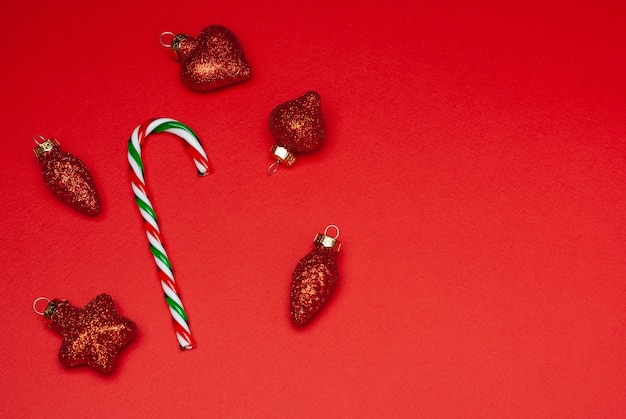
<box><xmin>2</xmin><ymin>0</ymin><xmax>625</xmax><ymax>417</ymax></box>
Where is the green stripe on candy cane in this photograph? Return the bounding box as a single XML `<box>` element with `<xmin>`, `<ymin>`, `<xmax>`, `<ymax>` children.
<box><xmin>165</xmin><ymin>295</ymin><xmax>189</xmax><ymax>323</ymax></box>
<box><xmin>134</xmin><ymin>196</ymin><xmax>157</xmax><ymax>221</ymax></box>
<box><xmin>152</xmin><ymin>119</ymin><xmax>197</xmax><ymax>135</ymax></box>
<box><xmin>128</xmin><ymin>117</ymin><xmax>210</xmax><ymax>350</ymax></box>
<box><xmin>150</xmin><ymin>244</ymin><xmax>172</xmax><ymax>271</ymax></box>
<box><xmin>128</xmin><ymin>141</ymin><xmax>144</xmax><ymax>173</ymax></box>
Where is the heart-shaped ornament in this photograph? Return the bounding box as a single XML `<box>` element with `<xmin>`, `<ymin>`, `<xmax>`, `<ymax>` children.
<box><xmin>164</xmin><ymin>25</ymin><xmax>251</xmax><ymax>92</ymax></box>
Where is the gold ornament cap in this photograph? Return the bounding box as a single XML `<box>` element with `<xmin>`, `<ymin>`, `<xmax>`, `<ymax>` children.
<box><xmin>314</xmin><ymin>225</ymin><xmax>341</xmax><ymax>252</ymax></box>
<box><xmin>159</xmin><ymin>31</ymin><xmax>190</xmax><ymax>60</ymax></box>
<box><xmin>43</xmin><ymin>299</ymin><xmax>65</xmax><ymax>322</ymax></box>
<box><xmin>270</xmin><ymin>145</ymin><xmax>296</xmax><ymax>167</ymax></box>
<box><xmin>33</xmin><ymin>297</ymin><xmax>65</xmax><ymax>325</ymax></box>
<box><xmin>33</xmin><ymin>138</ymin><xmax>60</xmax><ymax>159</ymax></box>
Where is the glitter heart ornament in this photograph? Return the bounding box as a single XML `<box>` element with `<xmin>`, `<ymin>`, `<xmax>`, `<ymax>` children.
<box><xmin>164</xmin><ymin>25</ymin><xmax>251</xmax><ymax>92</ymax></box>
<box><xmin>268</xmin><ymin>91</ymin><xmax>326</xmax><ymax>174</ymax></box>
<box><xmin>290</xmin><ymin>225</ymin><xmax>341</xmax><ymax>326</ymax></box>
<box><xmin>34</xmin><ymin>137</ymin><xmax>101</xmax><ymax>216</ymax></box>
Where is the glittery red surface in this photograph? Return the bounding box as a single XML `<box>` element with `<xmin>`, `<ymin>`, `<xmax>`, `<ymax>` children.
<box><xmin>38</xmin><ymin>148</ymin><xmax>101</xmax><ymax>216</ymax></box>
<box><xmin>172</xmin><ymin>25</ymin><xmax>251</xmax><ymax>92</ymax></box>
<box><xmin>44</xmin><ymin>294</ymin><xmax>137</xmax><ymax>374</ymax></box>
<box><xmin>269</xmin><ymin>91</ymin><xmax>326</xmax><ymax>154</ymax></box>
<box><xmin>290</xmin><ymin>245</ymin><xmax>338</xmax><ymax>326</ymax></box>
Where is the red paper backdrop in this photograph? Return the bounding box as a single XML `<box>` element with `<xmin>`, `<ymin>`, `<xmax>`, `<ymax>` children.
<box><xmin>1</xmin><ymin>0</ymin><xmax>625</xmax><ymax>417</ymax></box>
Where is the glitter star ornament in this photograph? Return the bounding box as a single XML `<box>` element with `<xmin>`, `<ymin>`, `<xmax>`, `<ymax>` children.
<box><xmin>268</xmin><ymin>91</ymin><xmax>326</xmax><ymax>174</ymax></box>
<box><xmin>161</xmin><ymin>25</ymin><xmax>251</xmax><ymax>92</ymax></box>
<box><xmin>290</xmin><ymin>225</ymin><xmax>341</xmax><ymax>326</ymax></box>
<box><xmin>34</xmin><ymin>294</ymin><xmax>137</xmax><ymax>374</ymax></box>
<box><xmin>34</xmin><ymin>136</ymin><xmax>101</xmax><ymax>216</ymax></box>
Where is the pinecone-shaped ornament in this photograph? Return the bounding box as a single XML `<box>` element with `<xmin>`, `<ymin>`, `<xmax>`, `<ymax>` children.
<box><xmin>34</xmin><ymin>137</ymin><xmax>101</xmax><ymax>216</ymax></box>
<box><xmin>290</xmin><ymin>225</ymin><xmax>341</xmax><ymax>326</ymax></box>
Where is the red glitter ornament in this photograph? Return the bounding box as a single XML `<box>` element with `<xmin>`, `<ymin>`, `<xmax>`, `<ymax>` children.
<box><xmin>161</xmin><ymin>25</ymin><xmax>251</xmax><ymax>92</ymax></box>
<box><xmin>34</xmin><ymin>136</ymin><xmax>101</xmax><ymax>216</ymax></box>
<box><xmin>34</xmin><ymin>294</ymin><xmax>137</xmax><ymax>374</ymax></box>
<box><xmin>290</xmin><ymin>225</ymin><xmax>341</xmax><ymax>326</ymax></box>
<box><xmin>268</xmin><ymin>91</ymin><xmax>326</xmax><ymax>175</ymax></box>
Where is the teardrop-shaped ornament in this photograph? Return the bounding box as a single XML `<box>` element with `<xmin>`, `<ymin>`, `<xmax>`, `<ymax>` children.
<box><xmin>267</xmin><ymin>91</ymin><xmax>326</xmax><ymax>175</ymax></box>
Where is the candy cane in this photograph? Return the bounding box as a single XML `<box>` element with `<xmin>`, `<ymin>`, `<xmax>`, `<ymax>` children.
<box><xmin>128</xmin><ymin>118</ymin><xmax>210</xmax><ymax>349</ymax></box>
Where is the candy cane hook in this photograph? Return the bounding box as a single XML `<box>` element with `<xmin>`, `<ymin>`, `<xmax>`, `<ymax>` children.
<box><xmin>128</xmin><ymin>118</ymin><xmax>210</xmax><ymax>349</ymax></box>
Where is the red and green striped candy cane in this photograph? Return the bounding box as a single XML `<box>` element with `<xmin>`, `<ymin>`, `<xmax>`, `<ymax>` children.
<box><xmin>128</xmin><ymin>118</ymin><xmax>210</xmax><ymax>349</ymax></box>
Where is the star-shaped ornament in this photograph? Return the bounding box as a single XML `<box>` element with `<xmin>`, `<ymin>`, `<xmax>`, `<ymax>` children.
<box><xmin>40</xmin><ymin>294</ymin><xmax>137</xmax><ymax>374</ymax></box>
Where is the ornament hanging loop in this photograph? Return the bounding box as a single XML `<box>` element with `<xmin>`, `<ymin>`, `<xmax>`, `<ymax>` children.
<box><xmin>267</xmin><ymin>160</ymin><xmax>281</xmax><ymax>176</ymax></box>
<box><xmin>159</xmin><ymin>31</ymin><xmax>175</xmax><ymax>48</ymax></box>
<box><xmin>33</xmin><ymin>134</ymin><xmax>47</xmax><ymax>145</ymax></box>
<box><xmin>33</xmin><ymin>297</ymin><xmax>51</xmax><ymax>315</ymax></box>
<box><xmin>324</xmin><ymin>224</ymin><xmax>340</xmax><ymax>239</ymax></box>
